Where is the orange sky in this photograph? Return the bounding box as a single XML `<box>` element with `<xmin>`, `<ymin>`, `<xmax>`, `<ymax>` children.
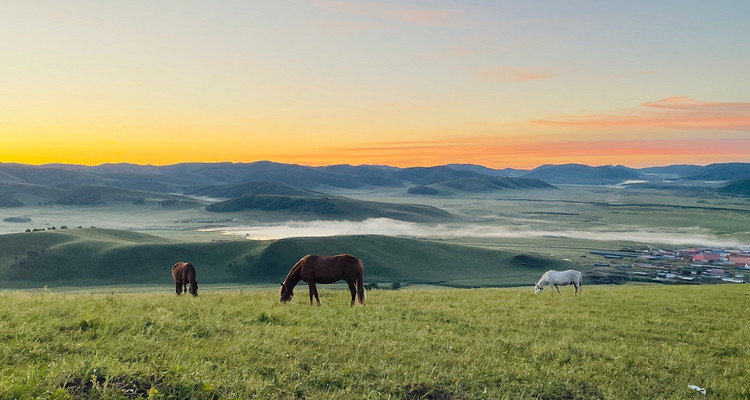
<box><xmin>2</xmin><ymin>2</ymin><xmax>749</xmax><ymax>169</ymax></box>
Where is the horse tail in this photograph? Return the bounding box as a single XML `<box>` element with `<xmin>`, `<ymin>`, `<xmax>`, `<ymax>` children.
<box><xmin>356</xmin><ymin>258</ymin><xmax>366</xmax><ymax>305</ymax></box>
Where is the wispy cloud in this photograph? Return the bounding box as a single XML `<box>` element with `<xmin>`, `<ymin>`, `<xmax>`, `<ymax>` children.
<box><xmin>311</xmin><ymin>133</ymin><xmax>750</xmax><ymax>168</ymax></box>
<box><xmin>314</xmin><ymin>0</ymin><xmax>456</xmax><ymax>27</ymax></box>
<box><xmin>475</xmin><ymin>66</ymin><xmax>551</xmax><ymax>82</ymax></box>
<box><xmin>534</xmin><ymin>97</ymin><xmax>750</xmax><ymax>130</ymax></box>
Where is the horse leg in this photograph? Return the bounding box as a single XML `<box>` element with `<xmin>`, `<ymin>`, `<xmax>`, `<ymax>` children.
<box><xmin>554</xmin><ymin>284</ymin><xmax>561</xmax><ymax>294</ymax></box>
<box><xmin>347</xmin><ymin>281</ymin><xmax>356</xmax><ymax>307</ymax></box>
<box><xmin>308</xmin><ymin>282</ymin><xmax>321</xmax><ymax>306</ymax></box>
<box><xmin>175</xmin><ymin>282</ymin><xmax>182</xmax><ymax>295</ymax></box>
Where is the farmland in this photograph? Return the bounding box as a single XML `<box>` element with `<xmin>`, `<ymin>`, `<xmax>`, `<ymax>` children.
<box><xmin>1</xmin><ymin>285</ymin><xmax>748</xmax><ymax>399</ymax></box>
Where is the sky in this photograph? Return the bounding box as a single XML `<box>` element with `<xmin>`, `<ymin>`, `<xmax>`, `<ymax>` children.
<box><xmin>1</xmin><ymin>0</ymin><xmax>749</xmax><ymax>169</ymax></box>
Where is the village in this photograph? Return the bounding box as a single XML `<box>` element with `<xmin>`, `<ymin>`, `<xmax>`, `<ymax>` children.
<box><xmin>588</xmin><ymin>244</ymin><xmax>750</xmax><ymax>284</ymax></box>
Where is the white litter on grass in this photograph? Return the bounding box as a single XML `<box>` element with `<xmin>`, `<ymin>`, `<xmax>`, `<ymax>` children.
<box><xmin>688</xmin><ymin>385</ymin><xmax>706</xmax><ymax>395</ymax></box>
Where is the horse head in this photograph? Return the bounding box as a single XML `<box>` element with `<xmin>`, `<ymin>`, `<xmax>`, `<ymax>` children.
<box><xmin>279</xmin><ymin>282</ymin><xmax>294</xmax><ymax>303</ymax></box>
<box><xmin>189</xmin><ymin>280</ymin><xmax>199</xmax><ymax>297</ymax></box>
<box><xmin>534</xmin><ymin>283</ymin><xmax>543</xmax><ymax>294</ymax></box>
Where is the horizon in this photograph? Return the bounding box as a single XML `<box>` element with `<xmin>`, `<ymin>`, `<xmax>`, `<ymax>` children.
<box><xmin>2</xmin><ymin>159</ymin><xmax>747</xmax><ymax>171</ymax></box>
<box><xmin>2</xmin><ymin>2</ymin><xmax>749</xmax><ymax>168</ymax></box>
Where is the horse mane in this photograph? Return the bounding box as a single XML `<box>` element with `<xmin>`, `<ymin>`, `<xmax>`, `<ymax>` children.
<box><xmin>281</xmin><ymin>256</ymin><xmax>306</xmax><ymax>287</ymax></box>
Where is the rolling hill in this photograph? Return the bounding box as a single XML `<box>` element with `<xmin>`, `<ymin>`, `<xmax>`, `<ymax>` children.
<box><xmin>720</xmin><ymin>179</ymin><xmax>750</xmax><ymax>196</ymax></box>
<box><xmin>0</xmin><ymin>228</ymin><xmax>568</xmax><ymax>288</ymax></box>
<box><xmin>684</xmin><ymin>162</ymin><xmax>750</xmax><ymax>181</ymax></box>
<box><xmin>408</xmin><ymin>176</ymin><xmax>556</xmax><ymax>195</ymax></box>
<box><xmin>0</xmin><ymin>184</ymin><xmax>205</xmax><ymax>208</ymax></box>
<box><xmin>205</xmin><ymin>194</ymin><xmax>455</xmax><ymax>222</ymax></box>
<box><xmin>186</xmin><ymin>181</ymin><xmax>322</xmax><ymax>199</ymax></box>
<box><xmin>521</xmin><ymin>164</ymin><xmax>641</xmax><ymax>184</ymax></box>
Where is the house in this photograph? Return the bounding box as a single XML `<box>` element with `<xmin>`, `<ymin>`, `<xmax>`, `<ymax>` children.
<box><xmin>693</xmin><ymin>253</ymin><xmax>722</xmax><ymax>262</ymax></box>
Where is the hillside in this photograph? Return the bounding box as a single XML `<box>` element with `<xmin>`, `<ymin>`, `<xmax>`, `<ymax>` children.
<box><xmin>0</xmin><ymin>183</ymin><xmax>205</xmax><ymax>208</ymax></box>
<box><xmin>0</xmin><ymin>228</ymin><xmax>567</xmax><ymax>288</ymax></box>
<box><xmin>408</xmin><ymin>176</ymin><xmax>556</xmax><ymax>195</ymax></box>
<box><xmin>720</xmin><ymin>179</ymin><xmax>750</xmax><ymax>196</ymax></box>
<box><xmin>205</xmin><ymin>194</ymin><xmax>455</xmax><ymax>222</ymax></box>
<box><xmin>3</xmin><ymin>162</ymin><xmax>750</xmax><ymax>195</ymax></box>
<box><xmin>186</xmin><ymin>181</ymin><xmax>322</xmax><ymax>199</ymax></box>
<box><xmin>522</xmin><ymin>164</ymin><xmax>641</xmax><ymax>183</ymax></box>
<box><xmin>685</xmin><ymin>162</ymin><xmax>750</xmax><ymax>181</ymax></box>
<box><xmin>2</xmin><ymin>285</ymin><xmax>748</xmax><ymax>399</ymax></box>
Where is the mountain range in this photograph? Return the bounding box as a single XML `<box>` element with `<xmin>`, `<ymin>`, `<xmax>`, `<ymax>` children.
<box><xmin>1</xmin><ymin>161</ymin><xmax>749</xmax><ymax>208</ymax></box>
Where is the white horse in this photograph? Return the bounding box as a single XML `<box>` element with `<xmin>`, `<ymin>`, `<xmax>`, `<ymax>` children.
<box><xmin>534</xmin><ymin>270</ymin><xmax>582</xmax><ymax>295</ymax></box>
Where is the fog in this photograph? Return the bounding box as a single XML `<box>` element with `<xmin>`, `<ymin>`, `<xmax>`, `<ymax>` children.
<box><xmin>202</xmin><ymin>218</ymin><xmax>743</xmax><ymax>248</ymax></box>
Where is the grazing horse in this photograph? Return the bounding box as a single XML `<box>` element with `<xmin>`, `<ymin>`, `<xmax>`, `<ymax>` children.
<box><xmin>280</xmin><ymin>254</ymin><xmax>366</xmax><ymax>306</ymax></box>
<box><xmin>534</xmin><ymin>269</ymin><xmax>582</xmax><ymax>295</ymax></box>
<box><xmin>172</xmin><ymin>262</ymin><xmax>199</xmax><ymax>296</ymax></box>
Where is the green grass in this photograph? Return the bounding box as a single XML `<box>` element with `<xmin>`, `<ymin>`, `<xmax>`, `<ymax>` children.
<box><xmin>1</xmin><ymin>285</ymin><xmax>748</xmax><ymax>399</ymax></box>
<box><xmin>0</xmin><ymin>229</ymin><xmax>566</xmax><ymax>288</ymax></box>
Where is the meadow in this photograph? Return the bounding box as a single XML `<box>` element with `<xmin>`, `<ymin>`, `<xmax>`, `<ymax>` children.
<box><xmin>1</xmin><ymin>284</ymin><xmax>748</xmax><ymax>399</ymax></box>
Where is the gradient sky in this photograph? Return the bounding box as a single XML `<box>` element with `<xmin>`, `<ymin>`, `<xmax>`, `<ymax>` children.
<box><xmin>2</xmin><ymin>1</ymin><xmax>749</xmax><ymax>169</ymax></box>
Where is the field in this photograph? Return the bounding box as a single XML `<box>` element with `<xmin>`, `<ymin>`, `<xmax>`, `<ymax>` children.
<box><xmin>2</xmin><ymin>284</ymin><xmax>749</xmax><ymax>399</ymax></box>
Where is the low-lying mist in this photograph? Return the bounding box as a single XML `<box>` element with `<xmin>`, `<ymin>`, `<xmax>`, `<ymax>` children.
<box><xmin>201</xmin><ymin>218</ymin><xmax>742</xmax><ymax>248</ymax></box>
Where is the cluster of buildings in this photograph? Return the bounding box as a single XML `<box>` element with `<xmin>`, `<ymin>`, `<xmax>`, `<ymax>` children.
<box><xmin>590</xmin><ymin>245</ymin><xmax>750</xmax><ymax>284</ymax></box>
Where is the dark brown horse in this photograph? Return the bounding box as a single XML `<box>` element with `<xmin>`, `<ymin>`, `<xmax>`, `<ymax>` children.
<box><xmin>280</xmin><ymin>254</ymin><xmax>366</xmax><ymax>306</ymax></box>
<box><xmin>172</xmin><ymin>262</ymin><xmax>198</xmax><ymax>296</ymax></box>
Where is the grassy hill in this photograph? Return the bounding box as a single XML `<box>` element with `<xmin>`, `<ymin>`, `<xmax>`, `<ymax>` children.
<box><xmin>0</xmin><ymin>184</ymin><xmax>205</xmax><ymax>208</ymax></box>
<box><xmin>1</xmin><ymin>285</ymin><xmax>747</xmax><ymax>399</ymax></box>
<box><xmin>522</xmin><ymin>163</ymin><xmax>641</xmax><ymax>183</ymax></box>
<box><xmin>720</xmin><ymin>179</ymin><xmax>750</xmax><ymax>196</ymax></box>
<box><xmin>205</xmin><ymin>194</ymin><xmax>456</xmax><ymax>222</ymax></box>
<box><xmin>408</xmin><ymin>176</ymin><xmax>556</xmax><ymax>196</ymax></box>
<box><xmin>186</xmin><ymin>181</ymin><xmax>322</xmax><ymax>199</ymax></box>
<box><xmin>0</xmin><ymin>228</ymin><xmax>568</xmax><ymax>288</ymax></box>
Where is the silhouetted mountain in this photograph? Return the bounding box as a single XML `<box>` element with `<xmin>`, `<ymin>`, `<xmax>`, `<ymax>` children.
<box><xmin>522</xmin><ymin>164</ymin><xmax>641</xmax><ymax>184</ymax></box>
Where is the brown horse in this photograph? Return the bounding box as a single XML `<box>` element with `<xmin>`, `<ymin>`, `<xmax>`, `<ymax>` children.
<box><xmin>172</xmin><ymin>262</ymin><xmax>198</xmax><ymax>296</ymax></box>
<box><xmin>280</xmin><ymin>254</ymin><xmax>366</xmax><ymax>306</ymax></box>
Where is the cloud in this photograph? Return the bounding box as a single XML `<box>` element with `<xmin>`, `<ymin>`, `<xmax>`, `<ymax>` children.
<box><xmin>534</xmin><ymin>97</ymin><xmax>750</xmax><ymax>130</ymax></box>
<box><xmin>312</xmin><ymin>133</ymin><xmax>750</xmax><ymax>169</ymax></box>
<box><xmin>314</xmin><ymin>0</ymin><xmax>456</xmax><ymax>27</ymax></box>
<box><xmin>475</xmin><ymin>66</ymin><xmax>551</xmax><ymax>82</ymax></box>
<box><xmin>204</xmin><ymin>218</ymin><xmax>742</xmax><ymax>248</ymax></box>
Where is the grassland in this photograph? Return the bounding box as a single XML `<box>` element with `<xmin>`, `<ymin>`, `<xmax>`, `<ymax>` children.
<box><xmin>0</xmin><ymin>228</ymin><xmax>569</xmax><ymax>289</ymax></box>
<box><xmin>1</xmin><ymin>285</ymin><xmax>748</xmax><ymax>399</ymax></box>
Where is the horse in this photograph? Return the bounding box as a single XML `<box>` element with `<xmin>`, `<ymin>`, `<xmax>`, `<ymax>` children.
<box><xmin>280</xmin><ymin>254</ymin><xmax>366</xmax><ymax>306</ymax></box>
<box><xmin>172</xmin><ymin>262</ymin><xmax>199</xmax><ymax>296</ymax></box>
<box><xmin>534</xmin><ymin>269</ymin><xmax>582</xmax><ymax>295</ymax></box>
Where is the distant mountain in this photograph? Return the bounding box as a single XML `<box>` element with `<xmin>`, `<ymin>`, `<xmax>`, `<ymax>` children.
<box><xmin>445</xmin><ymin>164</ymin><xmax>529</xmax><ymax>177</ymax></box>
<box><xmin>393</xmin><ymin>166</ymin><xmax>482</xmax><ymax>185</ymax></box>
<box><xmin>522</xmin><ymin>164</ymin><xmax>641</xmax><ymax>184</ymax></box>
<box><xmin>638</xmin><ymin>165</ymin><xmax>705</xmax><ymax>179</ymax></box>
<box><xmin>408</xmin><ymin>176</ymin><xmax>556</xmax><ymax>196</ymax></box>
<box><xmin>3</xmin><ymin>161</ymin><xmax>750</xmax><ymax>195</ymax></box>
<box><xmin>684</xmin><ymin>163</ymin><xmax>750</xmax><ymax>181</ymax></box>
